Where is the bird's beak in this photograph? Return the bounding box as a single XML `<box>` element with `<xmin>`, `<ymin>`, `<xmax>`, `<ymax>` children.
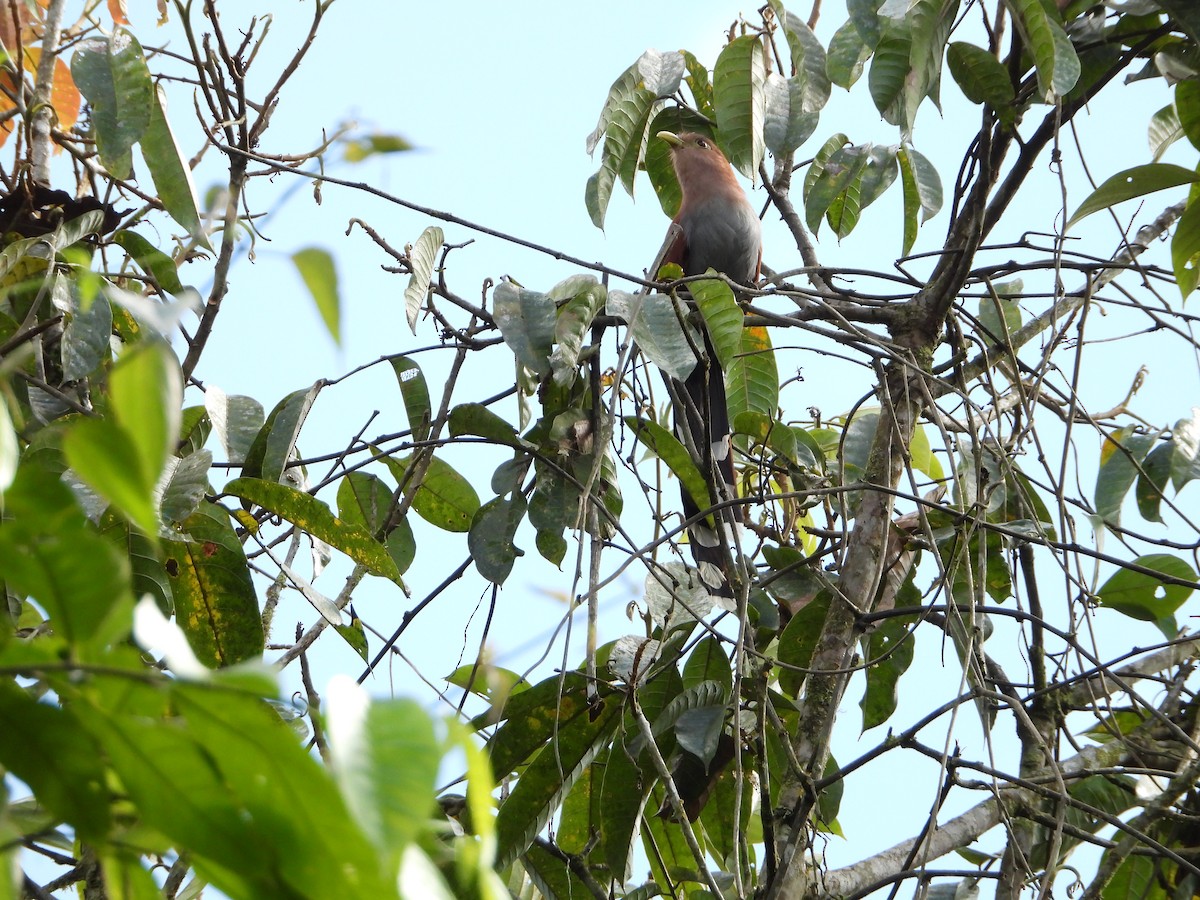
<box><xmin>657</xmin><ymin>131</ymin><xmax>684</xmax><ymax>148</ymax></box>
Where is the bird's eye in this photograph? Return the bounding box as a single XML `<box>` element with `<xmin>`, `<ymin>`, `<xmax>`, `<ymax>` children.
<box><xmin>696</xmin><ymin>138</ymin><xmax>709</xmax><ymax>149</ymax></box>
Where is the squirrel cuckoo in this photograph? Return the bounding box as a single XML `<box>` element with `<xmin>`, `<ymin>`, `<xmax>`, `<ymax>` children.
<box><xmin>656</xmin><ymin>131</ymin><xmax>762</xmax><ymax>598</ymax></box>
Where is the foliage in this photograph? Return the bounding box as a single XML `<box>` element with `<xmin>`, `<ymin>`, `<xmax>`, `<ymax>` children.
<box><xmin>3</xmin><ymin>0</ymin><xmax>1200</xmax><ymax>899</ymax></box>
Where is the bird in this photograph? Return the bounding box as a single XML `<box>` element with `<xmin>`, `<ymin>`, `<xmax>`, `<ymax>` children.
<box><xmin>656</xmin><ymin>131</ymin><xmax>762</xmax><ymax>599</ymax></box>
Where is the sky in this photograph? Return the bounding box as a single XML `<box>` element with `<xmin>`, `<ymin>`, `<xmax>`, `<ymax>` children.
<box><xmin>127</xmin><ymin>0</ymin><xmax>1200</xmax><ymax>888</ymax></box>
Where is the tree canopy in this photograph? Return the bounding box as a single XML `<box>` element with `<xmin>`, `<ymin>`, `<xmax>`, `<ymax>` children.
<box><xmin>4</xmin><ymin>1</ymin><xmax>1200</xmax><ymax>899</ymax></box>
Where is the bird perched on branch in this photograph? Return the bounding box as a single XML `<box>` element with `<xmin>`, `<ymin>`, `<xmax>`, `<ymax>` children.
<box><xmin>656</xmin><ymin>131</ymin><xmax>762</xmax><ymax>598</ymax></box>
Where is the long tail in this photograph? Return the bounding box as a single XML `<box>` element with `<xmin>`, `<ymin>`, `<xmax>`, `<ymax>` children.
<box><xmin>670</xmin><ymin>332</ymin><xmax>740</xmax><ymax>599</ymax></box>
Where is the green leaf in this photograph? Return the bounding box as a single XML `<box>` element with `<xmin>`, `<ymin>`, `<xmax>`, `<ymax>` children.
<box><xmin>523</xmin><ymin>840</ymin><xmax>595</xmax><ymax>899</ymax></box>
<box><xmin>898</xmin><ymin>144</ymin><xmax>942</xmax><ymax>254</ymax></box>
<box><xmin>690</xmin><ymin>277</ymin><xmax>743</xmax><ymax>370</ymax></box>
<box><xmin>1178</xmin><ymin>80</ymin><xmax>1200</xmax><ymax>152</ymax></box>
<box><xmin>1095</xmin><ymin>426</ymin><xmax>1156</xmax><ymax>525</ymax></box>
<box><xmin>481</xmin><ymin>671</ymin><xmax>594</xmax><ymax>774</ymax></box>
<box><xmin>70</xmin><ymin>30</ymin><xmax>154</xmax><ymax>178</ymax></box>
<box><xmin>64</xmin><ymin>417</ymin><xmax>159</xmax><ymax>536</ymax></box>
<box><xmin>868</xmin><ymin>26</ymin><xmax>912</xmax><ymax>127</ymax></box>
<box><xmin>978</xmin><ymin>283</ymin><xmax>1023</xmax><ymax>347</ymax></box>
<box><xmin>342</xmin><ymin>132</ymin><xmax>414</xmax><ymax>161</ymax></box>
<box><xmin>528</xmin><ymin>469</ymin><xmax>577</xmax><ymax>566</ymax></box>
<box><xmin>242</xmin><ymin>383</ymin><xmax>322</xmax><ymax>485</ymax></box>
<box><xmin>725</xmin><ymin>324</ymin><xmax>778</xmax><ymax>421</ymax></box>
<box><xmin>597</xmin><ymin>741</ymin><xmax>650</xmax><ymax>878</ymax></box>
<box><xmin>292</xmin><ymin>247</ymin><xmax>340</xmax><ymax>344</ymax></box>
<box><xmin>860</xmin><ymin>612</ymin><xmax>916</xmax><ymax>730</ymax></box>
<box><xmin>803</xmin><ymin>132</ymin><xmax>850</xmax><ymax>237</ymax></box>
<box><xmin>327</xmin><ymin>681</ymin><xmax>441</xmax><ymax>875</ymax></box>
<box><xmin>1065</xmin><ymin>775</ymin><xmax>1138</xmax><ymax>855</ymax></box>
<box><xmin>1095</xmin><ymin>554</ymin><xmax>1196</xmax><ymax>639</ymax></box>
<box><xmin>585</xmin><ymin>56</ymin><xmax>660</xmax><ymax>226</ymax></box>
<box><xmin>905</xmin><ymin>0</ymin><xmax>960</xmax><ymax>128</ymax></box>
<box><xmin>335</xmin><ymin>472</ymin><xmax>417</xmax><ymax>575</ymax></box>
<box><xmin>492</xmin><ymin>280</ymin><xmax>557</xmax><ymax>377</ymax></box>
<box><xmin>909</xmin><ymin>424</ymin><xmax>944</xmax><ymax>481</ymax></box>
<box><xmin>118</xmin><ymin>681</ymin><xmax>393</xmax><ymax>899</ymax></box>
<box><xmin>806</xmin><ymin>143</ymin><xmax>870</xmax><ymax>235</ymax></box>
<box><xmin>1157</xmin><ymin>0</ymin><xmax>1200</xmax><ymax>46</ymax></box>
<box><xmin>549</xmin><ymin>276</ymin><xmax>606</xmax><ymax>386</ymax></box>
<box><xmin>0</xmin><ymin>395</ymin><xmax>16</xmax><ymax>494</ymax></box>
<box><xmin>0</xmin><ymin>526</ymin><xmax>133</xmax><ymax>655</ymax></box>
<box><xmin>605</xmin><ymin>83</ymin><xmax>658</xmax><ymax>198</ymax></box>
<box><xmin>642</xmin><ymin>789</ymin><xmax>696</xmax><ymax>888</ymax></box>
<box><xmin>387</xmin><ymin>355</ymin><xmax>432</xmax><ymax>443</ymax></box>
<box><xmin>585</xmin><ymin>157</ymin><xmax>618</xmax><ymax>231</ymax></box>
<box><xmin>681</xmin><ymin>49</ymin><xmax>715</xmax><ymax>118</ymax></box>
<box><xmin>778</xmin><ymin>592</ymin><xmax>831</xmax><ymax>697</ymax></box>
<box><xmin>683</xmin><ymin>636</ymin><xmax>732</xmax><ymax>699</ymax></box>
<box><xmin>824</xmin><ymin>144</ymin><xmax>897</xmax><ymax>239</ymax></box>
<box><xmin>856</xmin><ymin>144</ymin><xmax>900</xmax><ymax>210</ymax></box>
<box><xmin>625</xmin><ymin>416</ymin><xmax>712</xmax><ymax>517</ymax></box>
<box><xmin>1135</xmin><ymin>442</ymin><xmax>1172</xmax><ymax>524</ymax></box>
<box><xmin>638</xmin><ymin>48</ymin><xmax>686</xmax><ymax>98</ymax></box>
<box><xmin>1148</xmin><ymin>104</ymin><xmax>1183</xmax><ymax>163</ymax></box>
<box><xmin>335</xmin><ymin>466</ymin><xmax>418</xmax><ymax>572</ymax></box>
<box><xmin>1103</xmin><ymin>854</ymin><xmax>1163</xmax><ymax>900</ymax></box>
<box><xmin>0</xmin><ymin>682</ymin><xmax>111</xmax><ymax>840</ymax></box>
<box><xmin>117</xmin><ymin>341</ymin><xmax>183</xmax><ymax>494</ymax></box>
<box><xmin>827</xmin><ymin>19</ymin><xmax>872</xmax><ymax>89</ymax></box>
<box><xmin>383</xmin><ymin>453</ymin><xmax>481</xmax><ymax>533</ymax></box>
<box><xmin>587</xmin><ymin>62</ymin><xmax>640</xmax><ymax>156</ymax></box>
<box><xmin>736</xmin><ymin>412</ymin><xmax>819</xmax><ymax>469</ymax></box>
<box><xmin>100</xmin><ymin>510</ymin><xmax>173</xmax><ymax>615</ymax></box>
<box><xmin>114</xmin><ymin>230</ymin><xmax>185</xmax><ymax>294</ymax></box>
<box><xmin>1012</xmin><ymin>0</ymin><xmax>1080</xmax><ymax>101</ymax></box>
<box><xmin>847</xmin><ymin>0</ymin><xmax>883</xmax><ymax>48</ymax></box>
<box><xmin>337</xmin><ymin>471</ymin><xmax>394</xmax><ymax>533</ymax></box>
<box><xmin>495</xmin><ymin>698</ymin><xmax>621</xmax><ymax>868</ymax></box>
<box><xmin>764</xmin><ymin>73</ymin><xmax>820</xmax><ymax>157</ymax></box>
<box><xmin>1171</xmin><ymin>194</ymin><xmax>1200</xmax><ymax>300</ymax></box>
<box><xmin>160</xmin><ymin>450</ymin><xmax>212</xmax><ymax>524</ymax></box>
<box><xmin>141</xmin><ymin>85</ymin><xmax>208</xmax><ymax>246</ymax></box>
<box><xmin>61</xmin><ymin>281</ymin><xmax>113</xmax><ymax>380</ymax></box>
<box><xmin>1170</xmin><ymin>409</ymin><xmax>1200</xmax><ymax>491</ymax></box>
<box><xmin>178</xmin><ymin>404</ymin><xmax>212</xmax><ymax>457</ymax></box>
<box><xmin>164</xmin><ymin>507</ymin><xmax>264</xmax><ymax>667</ymax></box>
<box><xmin>448</xmin><ymin>402</ymin><xmax>527</xmax><ymax>450</ymax></box>
<box><xmin>769</xmin><ymin>0</ymin><xmax>831</xmax><ymax>114</ymax></box>
<box><xmin>205</xmin><ymin>388</ymin><xmax>264</xmax><ymax>465</ymax></box>
<box><xmin>223</xmin><ymin>477</ymin><xmax>402</xmax><ymax>583</ymax></box>
<box><xmin>840</xmin><ymin>409</ymin><xmax>878</xmax><ymax>484</ymax></box>
<box><xmin>713</xmin><ymin>34</ymin><xmax>767</xmax><ymax>178</ymax></box>
<box><xmin>403</xmin><ymin>226</ymin><xmax>442</xmax><ymax>335</ymax></box>
<box><xmin>606</xmin><ymin>289</ymin><xmax>700</xmax><ymax>382</ymax></box>
<box><xmin>386</xmin><ymin>518</ymin><xmax>416</xmax><ymax>575</ymax></box>
<box><xmin>946</xmin><ymin>41</ymin><xmax>1016</xmax><ymax>118</ymax></box>
<box><xmin>469</xmin><ymin>494</ymin><xmax>527</xmax><ymax>584</ymax></box>
<box><xmin>1067</xmin><ymin>164</ymin><xmax>1200</xmax><ymax>229</ymax></box>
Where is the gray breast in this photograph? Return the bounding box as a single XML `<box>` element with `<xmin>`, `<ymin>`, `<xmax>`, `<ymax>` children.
<box><xmin>677</xmin><ymin>196</ymin><xmax>761</xmax><ymax>284</ymax></box>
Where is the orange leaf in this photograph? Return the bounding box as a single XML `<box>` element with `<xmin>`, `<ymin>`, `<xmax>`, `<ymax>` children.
<box><xmin>0</xmin><ymin>49</ymin><xmax>80</xmax><ymax>149</ymax></box>
<box><xmin>108</xmin><ymin>0</ymin><xmax>129</xmax><ymax>25</ymax></box>
<box><xmin>45</xmin><ymin>55</ymin><xmax>79</xmax><ymax>137</ymax></box>
<box><xmin>0</xmin><ymin>0</ymin><xmax>33</xmax><ymax>57</ymax></box>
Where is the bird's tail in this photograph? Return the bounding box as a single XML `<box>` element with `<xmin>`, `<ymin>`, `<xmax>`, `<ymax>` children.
<box><xmin>670</xmin><ymin>334</ymin><xmax>741</xmax><ymax>600</ymax></box>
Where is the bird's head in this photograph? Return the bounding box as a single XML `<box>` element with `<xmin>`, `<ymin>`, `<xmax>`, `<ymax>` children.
<box><xmin>657</xmin><ymin>131</ymin><xmax>741</xmax><ymax>200</ymax></box>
